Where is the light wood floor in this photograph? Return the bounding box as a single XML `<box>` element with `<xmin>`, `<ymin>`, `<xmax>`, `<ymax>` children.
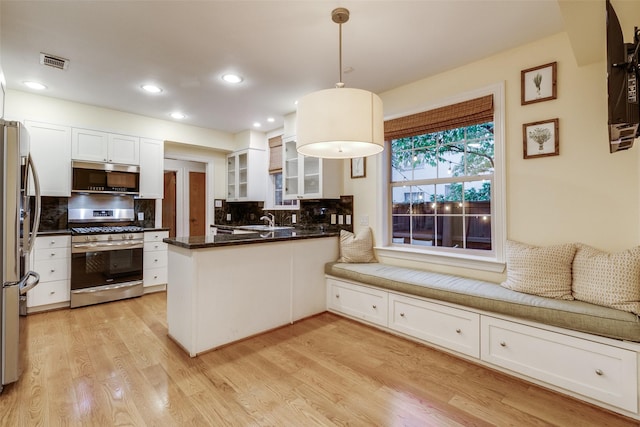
<box><xmin>1</xmin><ymin>292</ymin><xmax>637</xmax><ymax>426</ymax></box>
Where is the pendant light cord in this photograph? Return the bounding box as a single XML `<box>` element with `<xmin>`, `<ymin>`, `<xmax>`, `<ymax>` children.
<box><xmin>338</xmin><ymin>21</ymin><xmax>343</xmax><ymax>86</ymax></box>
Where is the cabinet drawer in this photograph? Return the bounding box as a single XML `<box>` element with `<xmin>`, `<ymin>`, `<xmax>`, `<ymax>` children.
<box><xmin>144</xmin><ymin>251</ymin><xmax>167</xmax><ymax>269</ymax></box>
<box><xmin>144</xmin><ymin>267</ymin><xmax>167</xmax><ymax>286</ymax></box>
<box><xmin>144</xmin><ymin>241</ymin><xmax>167</xmax><ymax>252</ymax></box>
<box><xmin>144</xmin><ymin>231</ymin><xmax>169</xmax><ymax>242</ymax></box>
<box><xmin>34</xmin><ymin>235</ymin><xmax>70</xmax><ymax>250</ymax></box>
<box><xmin>33</xmin><ymin>258</ymin><xmax>69</xmax><ymax>282</ymax></box>
<box><xmin>33</xmin><ymin>247</ymin><xmax>69</xmax><ymax>262</ymax></box>
<box><xmin>26</xmin><ymin>280</ymin><xmax>70</xmax><ymax>307</ymax></box>
<box><xmin>327</xmin><ymin>279</ymin><xmax>388</xmax><ymax>327</ymax></box>
<box><xmin>481</xmin><ymin>316</ymin><xmax>637</xmax><ymax>412</ymax></box>
<box><xmin>389</xmin><ymin>294</ymin><xmax>480</xmax><ymax>358</ymax></box>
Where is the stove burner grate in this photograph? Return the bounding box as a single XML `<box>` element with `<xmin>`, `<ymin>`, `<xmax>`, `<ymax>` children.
<box><xmin>71</xmin><ymin>225</ymin><xmax>144</xmax><ymax>234</ymax></box>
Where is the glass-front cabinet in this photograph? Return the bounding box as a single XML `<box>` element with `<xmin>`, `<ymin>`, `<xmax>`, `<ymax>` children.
<box><xmin>226</xmin><ymin>149</ymin><xmax>266</xmax><ymax>201</ymax></box>
<box><xmin>282</xmin><ymin>138</ymin><xmax>342</xmax><ymax>200</ymax></box>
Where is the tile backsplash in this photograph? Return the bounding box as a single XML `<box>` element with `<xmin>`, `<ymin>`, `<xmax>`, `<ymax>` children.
<box><xmin>214</xmin><ymin>196</ymin><xmax>354</xmax><ymax>232</ymax></box>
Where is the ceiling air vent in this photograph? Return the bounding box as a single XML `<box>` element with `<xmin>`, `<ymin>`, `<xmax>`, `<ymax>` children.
<box><xmin>39</xmin><ymin>53</ymin><xmax>69</xmax><ymax>70</ymax></box>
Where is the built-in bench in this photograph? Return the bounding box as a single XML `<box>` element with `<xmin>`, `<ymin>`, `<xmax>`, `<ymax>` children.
<box><xmin>325</xmin><ymin>262</ymin><xmax>640</xmax><ymax>342</ymax></box>
<box><xmin>324</xmin><ymin>261</ymin><xmax>640</xmax><ymax>419</ymax></box>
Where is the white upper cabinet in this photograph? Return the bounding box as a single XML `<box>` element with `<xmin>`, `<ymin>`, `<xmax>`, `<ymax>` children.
<box><xmin>72</xmin><ymin>128</ymin><xmax>140</xmax><ymax>165</ymax></box>
<box><xmin>138</xmin><ymin>138</ymin><xmax>164</xmax><ymax>199</ymax></box>
<box><xmin>227</xmin><ymin>149</ymin><xmax>266</xmax><ymax>201</ymax></box>
<box><xmin>282</xmin><ymin>138</ymin><xmax>342</xmax><ymax>200</ymax></box>
<box><xmin>25</xmin><ymin>121</ymin><xmax>72</xmax><ymax>197</ymax></box>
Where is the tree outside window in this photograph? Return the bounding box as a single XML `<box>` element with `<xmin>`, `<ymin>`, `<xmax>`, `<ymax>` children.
<box><xmin>390</xmin><ymin>123</ymin><xmax>494</xmax><ymax>251</ymax></box>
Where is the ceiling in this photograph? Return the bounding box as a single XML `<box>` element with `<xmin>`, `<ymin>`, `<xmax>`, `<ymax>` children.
<box><xmin>1</xmin><ymin>1</ymin><xmax>567</xmax><ymax>135</ymax></box>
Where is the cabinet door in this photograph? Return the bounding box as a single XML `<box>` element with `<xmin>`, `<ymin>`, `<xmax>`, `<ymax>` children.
<box><xmin>139</xmin><ymin>138</ymin><xmax>164</xmax><ymax>198</ymax></box>
<box><xmin>227</xmin><ymin>153</ymin><xmax>237</xmax><ymax>200</ymax></box>
<box><xmin>25</xmin><ymin>121</ymin><xmax>72</xmax><ymax>197</ymax></box>
<box><xmin>237</xmin><ymin>152</ymin><xmax>248</xmax><ymax>199</ymax></box>
<box><xmin>282</xmin><ymin>139</ymin><xmax>299</xmax><ymax>198</ymax></box>
<box><xmin>301</xmin><ymin>155</ymin><xmax>321</xmax><ymax>198</ymax></box>
<box><xmin>72</xmin><ymin>128</ymin><xmax>109</xmax><ymax>162</ymax></box>
<box><xmin>108</xmin><ymin>133</ymin><xmax>139</xmax><ymax>165</ymax></box>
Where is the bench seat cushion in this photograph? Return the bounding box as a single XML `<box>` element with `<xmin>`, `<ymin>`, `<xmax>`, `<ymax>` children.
<box><xmin>325</xmin><ymin>262</ymin><xmax>640</xmax><ymax>342</ymax></box>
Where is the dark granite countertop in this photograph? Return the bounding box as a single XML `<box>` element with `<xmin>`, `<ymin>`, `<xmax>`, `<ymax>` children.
<box><xmin>37</xmin><ymin>229</ymin><xmax>72</xmax><ymax>236</ymax></box>
<box><xmin>144</xmin><ymin>227</ymin><xmax>170</xmax><ymax>232</ymax></box>
<box><xmin>165</xmin><ymin>228</ymin><xmax>339</xmax><ymax>249</ymax></box>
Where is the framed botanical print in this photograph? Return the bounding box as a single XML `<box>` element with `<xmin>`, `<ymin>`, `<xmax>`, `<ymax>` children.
<box><xmin>523</xmin><ymin>118</ymin><xmax>559</xmax><ymax>159</ymax></box>
<box><xmin>521</xmin><ymin>62</ymin><xmax>557</xmax><ymax>105</ymax></box>
<box><xmin>351</xmin><ymin>157</ymin><xmax>366</xmax><ymax>178</ymax></box>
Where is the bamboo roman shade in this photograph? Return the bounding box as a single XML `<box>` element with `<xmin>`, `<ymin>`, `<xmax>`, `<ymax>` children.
<box><xmin>268</xmin><ymin>135</ymin><xmax>283</xmax><ymax>173</ymax></box>
<box><xmin>384</xmin><ymin>95</ymin><xmax>493</xmax><ymax>140</ymax></box>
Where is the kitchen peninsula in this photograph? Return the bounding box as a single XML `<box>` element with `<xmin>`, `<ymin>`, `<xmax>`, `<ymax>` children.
<box><xmin>164</xmin><ymin>229</ymin><xmax>339</xmax><ymax>356</ymax></box>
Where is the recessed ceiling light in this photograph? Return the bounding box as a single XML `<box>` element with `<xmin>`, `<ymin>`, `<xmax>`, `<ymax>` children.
<box><xmin>171</xmin><ymin>112</ymin><xmax>186</xmax><ymax>119</ymax></box>
<box><xmin>222</xmin><ymin>74</ymin><xmax>243</xmax><ymax>84</ymax></box>
<box><xmin>267</xmin><ymin>117</ymin><xmax>275</xmax><ymax>123</ymax></box>
<box><xmin>253</xmin><ymin>122</ymin><xmax>261</xmax><ymax>128</ymax></box>
<box><xmin>141</xmin><ymin>84</ymin><xmax>163</xmax><ymax>93</ymax></box>
<box><xmin>23</xmin><ymin>81</ymin><xmax>47</xmax><ymax>90</ymax></box>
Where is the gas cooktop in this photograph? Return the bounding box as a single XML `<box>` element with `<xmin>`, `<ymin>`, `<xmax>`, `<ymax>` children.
<box><xmin>71</xmin><ymin>225</ymin><xmax>144</xmax><ymax>234</ymax></box>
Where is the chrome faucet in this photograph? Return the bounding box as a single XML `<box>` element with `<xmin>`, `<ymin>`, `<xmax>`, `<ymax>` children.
<box><xmin>260</xmin><ymin>212</ymin><xmax>275</xmax><ymax>228</ymax></box>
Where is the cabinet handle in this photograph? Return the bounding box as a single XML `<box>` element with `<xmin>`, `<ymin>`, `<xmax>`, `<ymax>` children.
<box><xmin>499</xmin><ymin>341</ymin><xmax>507</xmax><ymax>347</ymax></box>
<box><xmin>400</xmin><ymin>313</ymin><xmax>405</xmax><ymax>317</ymax></box>
<box><xmin>335</xmin><ymin>294</ymin><xmax>340</xmax><ymax>299</ymax></box>
<box><xmin>50</xmin><ymin>253</ymin><xmax>56</xmax><ymax>257</ymax></box>
<box><xmin>50</xmin><ymin>291</ymin><xmax>55</xmax><ymax>295</ymax></box>
<box><xmin>372</xmin><ymin>305</ymin><xmax>377</xmax><ymax>309</ymax></box>
<box><xmin>455</xmin><ymin>328</ymin><xmax>461</xmax><ymax>334</ymax></box>
<box><xmin>50</xmin><ymin>269</ymin><xmax>55</xmax><ymax>273</ymax></box>
<box><xmin>154</xmin><ymin>259</ymin><xmax>158</xmax><ymax>263</ymax></box>
<box><xmin>50</xmin><ymin>241</ymin><xmax>56</xmax><ymax>245</ymax></box>
<box><xmin>153</xmin><ymin>275</ymin><xmax>158</xmax><ymax>279</ymax></box>
<box><xmin>595</xmin><ymin>369</ymin><xmax>603</xmax><ymax>376</ymax></box>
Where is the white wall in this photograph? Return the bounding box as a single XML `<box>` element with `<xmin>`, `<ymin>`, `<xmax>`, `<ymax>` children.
<box><xmin>5</xmin><ymin>89</ymin><xmax>235</xmax><ymax>151</ymax></box>
<box><xmin>346</xmin><ymin>32</ymin><xmax>640</xmax><ymax>282</ymax></box>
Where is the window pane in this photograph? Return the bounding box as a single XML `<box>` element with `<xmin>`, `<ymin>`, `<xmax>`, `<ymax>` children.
<box><xmin>436</xmin><ymin>215</ymin><xmax>464</xmax><ymax>248</ymax></box>
<box><xmin>466</xmin><ymin>215</ymin><xmax>492</xmax><ymax>250</ymax></box>
<box><xmin>411</xmin><ymin>216</ymin><xmax>435</xmax><ymax>246</ymax></box>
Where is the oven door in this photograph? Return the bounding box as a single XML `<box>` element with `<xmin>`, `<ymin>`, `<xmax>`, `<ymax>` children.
<box><xmin>71</xmin><ymin>247</ymin><xmax>143</xmax><ymax>291</ymax></box>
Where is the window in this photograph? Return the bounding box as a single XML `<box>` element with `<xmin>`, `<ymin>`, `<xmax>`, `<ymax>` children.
<box><xmin>268</xmin><ymin>135</ymin><xmax>298</xmax><ymax>209</ymax></box>
<box><xmin>385</xmin><ymin>86</ymin><xmax>505</xmax><ymax>265</ymax></box>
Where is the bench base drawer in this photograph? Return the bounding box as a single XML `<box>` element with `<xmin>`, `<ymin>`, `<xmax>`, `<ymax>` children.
<box><xmin>481</xmin><ymin>316</ymin><xmax>638</xmax><ymax>413</ymax></box>
<box><xmin>390</xmin><ymin>293</ymin><xmax>480</xmax><ymax>358</ymax></box>
<box><xmin>327</xmin><ymin>278</ymin><xmax>388</xmax><ymax>327</ymax></box>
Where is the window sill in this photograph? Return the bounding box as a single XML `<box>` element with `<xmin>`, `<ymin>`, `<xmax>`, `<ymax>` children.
<box><xmin>374</xmin><ymin>245</ymin><xmax>505</xmax><ymax>273</ymax></box>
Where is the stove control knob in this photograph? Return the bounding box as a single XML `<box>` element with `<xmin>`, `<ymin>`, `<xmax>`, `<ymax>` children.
<box><xmin>107</xmin><ymin>235</ymin><xmax>113</xmax><ymax>241</ymax></box>
<box><xmin>84</xmin><ymin>236</ymin><xmax>90</xmax><ymax>242</ymax></box>
<box><xmin>128</xmin><ymin>234</ymin><xmax>133</xmax><ymax>240</ymax></box>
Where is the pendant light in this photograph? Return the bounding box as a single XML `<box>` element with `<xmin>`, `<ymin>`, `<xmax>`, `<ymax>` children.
<box><xmin>296</xmin><ymin>8</ymin><xmax>384</xmax><ymax>159</ymax></box>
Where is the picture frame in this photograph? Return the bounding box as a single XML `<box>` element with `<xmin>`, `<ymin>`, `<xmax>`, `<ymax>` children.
<box><xmin>523</xmin><ymin>118</ymin><xmax>559</xmax><ymax>159</ymax></box>
<box><xmin>521</xmin><ymin>61</ymin><xmax>557</xmax><ymax>105</ymax></box>
<box><xmin>351</xmin><ymin>157</ymin><xmax>366</xmax><ymax>178</ymax></box>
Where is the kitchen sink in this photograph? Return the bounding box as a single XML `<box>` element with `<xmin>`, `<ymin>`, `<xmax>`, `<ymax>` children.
<box><xmin>237</xmin><ymin>225</ymin><xmax>294</xmax><ymax>231</ymax></box>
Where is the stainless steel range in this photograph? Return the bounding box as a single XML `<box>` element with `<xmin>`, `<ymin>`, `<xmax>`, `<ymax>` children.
<box><xmin>68</xmin><ymin>194</ymin><xmax>144</xmax><ymax>308</ymax></box>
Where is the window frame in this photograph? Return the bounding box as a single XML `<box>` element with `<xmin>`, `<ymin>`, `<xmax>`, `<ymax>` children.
<box><xmin>377</xmin><ymin>83</ymin><xmax>506</xmax><ymax>272</ymax></box>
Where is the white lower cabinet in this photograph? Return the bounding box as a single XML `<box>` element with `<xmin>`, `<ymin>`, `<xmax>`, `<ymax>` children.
<box><xmin>481</xmin><ymin>316</ymin><xmax>638</xmax><ymax>413</ymax></box>
<box><xmin>326</xmin><ymin>278</ymin><xmax>388</xmax><ymax>327</ymax></box>
<box><xmin>389</xmin><ymin>293</ymin><xmax>480</xmax><ymax>358</ymax></box>
<box><xmin>144</xmin><ymin>231</ymin><xmax>169</xmax><ymax>290</ymax></box>
<box><xmin>326</xmin><ymin>276</ymin><xmax>640</xmax><ymax>417</ymax></box>
<box><xmin>28</xmin><ymin>235</ymin><xmax>71</xmax><ymax>311</ymax></box>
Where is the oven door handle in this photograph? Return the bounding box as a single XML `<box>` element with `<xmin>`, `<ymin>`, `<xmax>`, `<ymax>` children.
<box><xmin>72</xmin><ymin>241</ymin><xmax>144</xmax><ymax>253</ymax></box>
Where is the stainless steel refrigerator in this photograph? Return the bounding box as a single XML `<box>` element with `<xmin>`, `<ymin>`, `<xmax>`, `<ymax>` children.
<box><xmin>1</xmin><ymin>120</ymin><xmax>41</xmax><ymax>392</ymax></box>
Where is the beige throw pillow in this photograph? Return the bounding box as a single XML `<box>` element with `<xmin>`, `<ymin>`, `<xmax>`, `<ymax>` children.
<box><xmin>572</xmin><ymin>244</ymin><xmax>640</xmax><ymax>314</ymax></box>
<box><xmin>338</xmin><ymin>228</ymin><xmax>377</xmax><ymax>263</ymax></box>
<box><xmin>500</xmin><ymin>240</ymin><xmax>576</xmax><ymax>300</ymax></box>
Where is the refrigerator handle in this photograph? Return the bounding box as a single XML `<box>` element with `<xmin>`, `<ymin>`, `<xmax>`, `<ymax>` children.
<box><xmin>25</xmin><ymin>155</ymin><xmax>41</xmax><ymax>254</ymax></box>
<box><xmin>19</xmin><ymin>270</ymin><xmax>40</xmax><ymax>296</ymax></box>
